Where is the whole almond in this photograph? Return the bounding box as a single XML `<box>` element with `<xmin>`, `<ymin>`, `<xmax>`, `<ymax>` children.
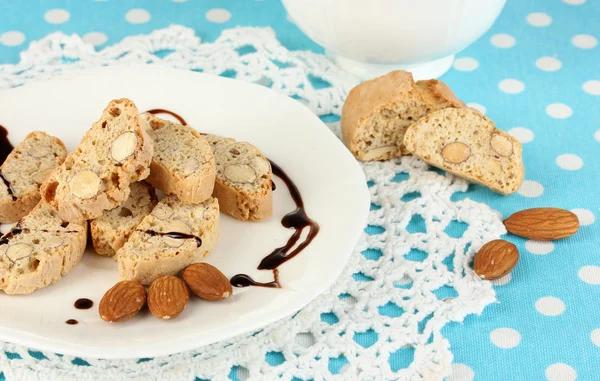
<box><xmin>474</xmin><ymin>239</ymin><xmax>519</xmax><ymax>280</ymax></box>
<box><xmin>147</xmin><ymin>276</ymin><xmax>189</xmax><ymax>320</ymax></box>
<box><xmin>182</xmin><ymin>263</ymin><xmax>232</xmax><ymax>301</ymax></box>
<box><xmin>504</xmin><ymin>207</ymin><xmax>579</xmax><ymax>240</ymax></box>
<box><xmin>99</xmin><ymin>281</ymin><xmax>147</xmax><ymax>322</ymax></box>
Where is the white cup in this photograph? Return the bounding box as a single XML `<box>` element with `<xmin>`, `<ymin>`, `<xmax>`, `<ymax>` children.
<box><xmin>282</xmin><ymin>0</ymin><xmax>506</xmax><ymax>80</ymax></box>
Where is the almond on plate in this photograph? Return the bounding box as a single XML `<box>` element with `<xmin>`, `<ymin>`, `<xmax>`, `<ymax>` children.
<box><xmin>182</xmin><ymin>263</ymin><xmax>232</xmax><ymax>301</ymax></box>
<box><xmin>504</xmin><ymin>207</ymin><xmax>579</xmax><ymax>240</ymax></box>
<box><xmin>474</xmin><ymin>239</ymin><xmax>519</xmax><ymax>280</ymax></box>
<box><xmin>99</xmin><ymin>280</ymin><xmax>147</xmax><ymax>322</ymax></box>
<box><xmin>147</xmin><ymin>276</ymin><xmax>189</xmax><ymax>320</ymax></box>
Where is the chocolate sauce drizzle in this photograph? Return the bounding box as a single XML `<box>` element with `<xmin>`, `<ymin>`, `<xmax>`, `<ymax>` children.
<box><xmin>141</xmin><ymin>230</ymin><xmax>202</xmax><ymax>247</ymax></box>
<box><xmin>0</xmin><ymin>171</ymin><xmax>16</xmax><ymax>201</ymax></box>
<box><xmin>0</xmin><ymin>224</ymin><xmax>79</xmax><ymax>247</ymax></box>
<box><xmin>65</xmin><ymin>319</ymin><xmax>78</xmax><ymax>325</ymax></box>
<box><xmin>0</xmin><ymin>223</ymin><xmax>23</xmax><ymax>246</ymax></box>
<box><xmin>230</xmin><ymin>160</ymin><xmax>320</xmax><ymax>288</ymax></box>
<box><xmin>74</xmin><ymin>298</ymin><xmax>93</xmax><ymax>310</ymax></box>
<box><xmin>145</xmin><ymin>109</ymin><xmax>188</xmax><ymax>126</ymax></box>
<box><xmin>0</xmin><ymin>125</ymin><xmax>13</xmax><ymax>166</ymax></box>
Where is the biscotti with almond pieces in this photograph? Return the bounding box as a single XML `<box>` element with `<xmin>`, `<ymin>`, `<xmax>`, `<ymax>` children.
<box><xmin>204</xmin><ymin>134</ymin><xmax>272</xmax><ymax>221</ymax></box>
<box><xmin>117</xmin><ymin>195</ymin><xmax>219</xmax><ymax>285</ymax></box>
<box><xmin>0</xmin><ymin>201</ymin><xmax>88</xmax><ymax>295</ymax></box>
<box><xmin>0</xmin><ymin>131</ymin><xmax>67</xmax><ymax>223</ymax></box>
<box><xmin>90</xmin><ymin>181</ymin><xmax>157</xmax><ymax>257</ymax></box>
<box><xmin>141</xmin><ymin>113</ymin><xmax>215</xmax><ymax>204</ymax></box>
<box><xmin>403</xmin><ymin>107</ymin><xmax>524</xmax><ymax>195</ymax></box>
<box><xmin>341</xmin><ymin>70</ymin><xmax>465</xmax><ymax>161</ymax></box>
<box><xmin>41</xmin><ymin>99</ymin><xmax>154</xmax><ymax>222</ymax></box>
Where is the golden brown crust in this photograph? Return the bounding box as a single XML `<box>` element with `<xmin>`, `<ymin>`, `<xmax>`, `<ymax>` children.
<box><xmin>41</xmin><ymin>98</ymin><xmax>154</xmax><ymax>222</ymax></box>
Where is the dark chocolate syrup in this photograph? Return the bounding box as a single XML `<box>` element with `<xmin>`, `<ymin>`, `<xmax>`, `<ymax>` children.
<box><xmin>0</xmin><ymin>223</ymin><xmax>23</xmax><ymax>246</ymax></box>
<box><xmin>0</xmin><ymin>171</ymin><xmax>15</xmax><ymax>201</ymax></box>
<box><xmin>230</xmin><ymin>160</ymin><xmax>320</xmax><ymax>288</ymax></box>
<box><xmin>65</xmin><ymin>319</ymin><xmax>78</xmax><ymax>325</ymax></box>
<box><xmin>74</xmin><ymin>298</ymin><xmax>93</xmax><ymax>310</ymax></box>
<box><xmin>141</xmin><ymin>230</ymin><xmax>202</xmax><ymax>247</ymax></box>
<box><xmin>230</xmin><ymin>269</ymin><xmax>281</xmax><ymax>288</ymax></box>
<box><xmin>0</xmin><ymin>125</ymin><xmax>13</xmax><ymax>166</ymax></box>
<box><xmin>271</xmin><ymin>181</ymin><xmax>276</xmax><ymax>191</ymax></box>
<box><xmin>145</xmin><ymin>109</ymin><xmax>188</xmax><ymax>126</ymax></box>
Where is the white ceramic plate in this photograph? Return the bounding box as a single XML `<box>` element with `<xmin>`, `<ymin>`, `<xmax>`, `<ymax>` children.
<box><xmin>0</xmin><ymin>65</ymin><xmax>369</xmax><ymax>359</ymax></box>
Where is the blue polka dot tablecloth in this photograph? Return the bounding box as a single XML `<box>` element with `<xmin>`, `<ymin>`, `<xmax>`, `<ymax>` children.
<box><xmin>1</xmin><ymin>0</ymin><xmax>599</xmax><ymax>380</ymax></box>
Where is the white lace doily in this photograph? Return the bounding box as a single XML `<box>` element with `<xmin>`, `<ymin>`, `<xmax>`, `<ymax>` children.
<box><xmin>0</xmin><ymin>26</ymin><xmax>504</xmax><ymax>381</ymax></box>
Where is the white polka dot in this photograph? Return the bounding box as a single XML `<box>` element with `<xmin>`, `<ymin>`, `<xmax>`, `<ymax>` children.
<box><xmin>286</xmin><ymin>13</ymin><xmax>296</xmax><ymax>24</ymax></box>
<box><xmin>508</xmin><ymin>127</ymin><xmax>534</xmax><ymax>143</ymax></box>
<box><xmin>527</xmin><ymin>12</ymin><xmax>552</xmax><ymax>27</ymax></box>
<box><xmin>491</xmin><ymin>34</ymin><xmax>516</xmax><ymax>48</ymax></box>
<box><xmin>526</xmin><ymin>240</ymin><xmax>555</xmax><ymax>255</ymax></box>
<box><xmin>572</xmin><ymin>34</ymin><xmax>597</xmax><ymax>49</ymax></box>
<box><xmin>564</xmin><ymin>0</ymin><xmax>585</xmax><ymax>4</ymax></box>
<box><xmin>595</xmin><ymin>130</ymin><xmax>600</xmax><ymax>142</ymax></box>
<box><xmin>499</xmin><ymin>79</ymin><xmax>525</xmax><ymax>94</ymax></box>
<box><xmin>546</xmin><ymin>103</ymin><xmax>573</xmax><ymax>119</ymax></box>
<box><xmin>0</xmin><ymin>31</ymin><xmax>25</xmax><ymax>47</ymax></box>
<box><xmin>546</xmin><ymin>363</ymin><xmax>577</xmax><ymax>381</ymax></box>
<box><xmin>536</xmin><ymin>57</ymin><xmax>562</xmax><ymax>71</ymax></box>
<box><xmin>591</xmin><ymin>329</ymin><xmax>600</xmax><ymax>347</ymax></box>
<box><xmin>126</xmin><ymin>9</ymin><xmax>151</xmax><ymax>24</ymax></box>
<box><xmin>490</xmin><ymin>328</ymin><xmax>521</xmax><ymax>349</ymax></box>
<box><xmin>579</xmin><ymin>266</ymin><xmax>600</xmax><ymax>285</ymax></box>
<box><xmin>467</xmin><ymin>103</ymin><xmax>486</xmax><ymax>114</ymax></box>
<box><xmin>82</xmin><ymin>32</ymin><xmax>107</xmax><ymax>47</ymax></box>
<box><xmin>453</xmin><ymin>57</ymin><xmax>479</xmax><ymax>72</ymax></box>
<box><xmin>535</xmin><ymin>297</ymin><xmax>566</xmax><ymax>316</ymax></box>
<box><xmin>571</xmin><ymin>209</ymin><xmax>595</xmax><ymax>226</ymax></box>
<box><xmin>583</xmin><ymin>80</ymin><xmax>600</xmax><ymax>95</ymax></box>
<box><xmin>172</xmin><ymin>0</ymin><xmax>188</xmax><ymax>2</ymax></box>
<box><xmin>556</xmin><ymin>154</ymin><xmax>583</xmax><ymax>170</ymax></box>
<box><xmin>491</xmin><ymin>273</ymin><xmax>512</xmax><ymax>286</ymax></box>
<box><xmin>206</xmin><ymin>8</ymin><xmax>231</xmax><ymax>23</ymax></box>
<box><xmin>44</xmin><ymin>9</ymin><xmax>70</xmax><ymax>24</ymax></box>
<box><xmin>448</xmin><ymin>363</ymin><xmax>474</xmax><ymax>381</ymax></box>
<box><xmin>517</xmin><ymin>180</ymin><xmax>544</xmax><ymax>198</ymax></box>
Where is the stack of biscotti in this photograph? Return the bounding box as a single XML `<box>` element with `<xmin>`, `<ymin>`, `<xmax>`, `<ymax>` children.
<box><xmin>0</xmin><ymin>98</ymin><xmax>276</xmax><ymax>294</ymax></box>
<box><xmin>341</xmin><ymin>70</ymin><xmax>465</xmax><ymax>161</ymax></box>
<box><xmin>41</xmin><ymin>98</ymin><xmax>154</xmax><ymax>222</ymax></box>
<box><xmin>340</xmin><ymin>70</ymin><xmax>525</xmax><ymax>195</ymax></box>
<box><xmin>112</xmin><ymin>114</ymin><xmax>221</xmax><ymax>283</ymax></box>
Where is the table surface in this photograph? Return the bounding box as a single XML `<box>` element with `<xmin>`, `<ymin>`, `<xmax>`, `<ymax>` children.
<box><xmin>1</xmin><ymin>1</ymin><xmax>599</xmax><ymax>380</ymax></box>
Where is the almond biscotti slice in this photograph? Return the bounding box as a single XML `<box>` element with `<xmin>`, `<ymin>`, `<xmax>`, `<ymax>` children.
<box><xmin>90</xmin><ymin>181</ymin><xmax>157</xmax><ymax>257</ymax></box>
<box><xmin>204</xmin><ymin>134</ymin><xmax>272</xmax><ymax>221</ymax></box>
<box><xmin>117</xmin><ymin>195</ymin><xmax>219</xmax><ymax>285</ymax></box>
<box><xmin>403</xmin><ymin>107</ymin><xmax>524</xmax><ymax>195</ymax></box>
<box><xmin>41</xmin><ymin>99</ymin><xmax>154</xmax><ymax>222</ymax></box>
<box><xmin>141</xmin><ymin>113</ymin><xmax>215</xmax><ymax>204</ymax></box>
<box><xmin>0</xmin><ymin>132</ymin><xmax>67</xmax><ymax>223</ymax></box>
<box><xmin>0</xmin><ymin>202</ymin><xmax>87</xmax><ymax>295</ymax></box>
<box><xmin>341</xmin><ymin>70</ymin><xmax>465</xmax><ymax>161</ymax></box>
